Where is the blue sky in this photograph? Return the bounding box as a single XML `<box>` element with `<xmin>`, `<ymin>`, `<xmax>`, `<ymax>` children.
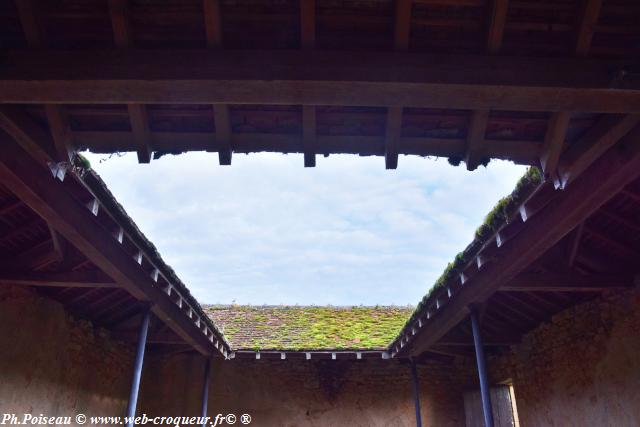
<box><xmin>83</xmin><ymin>152</ymin><xmax>526</xmax><ymax>306</ymax></box>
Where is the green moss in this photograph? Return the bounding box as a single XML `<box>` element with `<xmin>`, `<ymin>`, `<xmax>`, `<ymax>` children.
<box><xmin>204</xmin><ymin>306</ymin><xmax>413</xmax><ymax>351</ymax></box>
<box><xmin>73</xmin><ymin>153</ymin><xmax>92</xmax><ymax>170</ymax></box>
<box><xmin>396</xmin><ymin>166</ymin><xmax>543</xmax><ymax>341</ymax></box>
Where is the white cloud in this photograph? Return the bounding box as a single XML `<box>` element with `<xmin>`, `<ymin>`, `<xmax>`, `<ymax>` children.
<box><xmin>83</xmin><ymin>151</ymin><xmax>526</xmax><ymax>305</ymax></box>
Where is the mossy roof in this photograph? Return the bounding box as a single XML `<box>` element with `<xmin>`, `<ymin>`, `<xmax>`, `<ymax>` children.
<box><xmin>204</xmin><ymin>305</ymin><xmax>413</xmax><ymax>351</ymax></box>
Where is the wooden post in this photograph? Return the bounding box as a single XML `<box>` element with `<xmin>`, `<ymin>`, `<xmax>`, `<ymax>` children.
<box><xmin>201</xmin><ymin>357</ymin><xmax>211</xmax><ymax>427</ymax></box>
<box><xmin>410</xmin><ymin>358</ymin><xmax>423</xmax><ymax>427</ymax></box>
<box><xmin>125</xmin><ymin>307</ymin><xmax>151</xmax><ymax>427</ymax></box>
<box><xmin>470</xmin><ymin>305</ymin><xmax>494</xmax><ymax>427</ymax></box>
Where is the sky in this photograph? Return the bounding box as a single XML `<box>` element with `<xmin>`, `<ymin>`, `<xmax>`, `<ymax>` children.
<box><xmin>83</xmin><ymin>151</ymin><xmax>526</xmax><ymax>306</ymax></box>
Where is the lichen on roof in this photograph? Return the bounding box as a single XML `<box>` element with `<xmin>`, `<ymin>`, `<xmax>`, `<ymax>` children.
<box><xmin>204</xmin><ymin>305</ymin><xmax>413</xmax><ymax>351</ymax></box>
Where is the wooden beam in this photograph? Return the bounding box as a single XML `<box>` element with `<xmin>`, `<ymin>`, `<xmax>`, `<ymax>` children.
<box><xmin>109</xmin><ymin>0</ymin><xmax>132</xmax><ymax>47</ymax></box>
<box><xmin>44</xmin><ymin>105</ymin><xmax>73</xmax><ymax>162</ymax></box>
<box><xmin>385</xmin><ymin>107</ymin><xmax>403</xmax><ymax>169</ymax></box>
<box><xmin>405</xmin><ymin>124</ymin><xmax>640</xmax><ymax>356</ymax></box>
<box><xmin>585</xmin><ymin>227</ymin><xmax>640</xmax><ymax>259</ymax></box>
<box><xmin>395</xmin><ymin>0</ymin><xmax>412</xmax><ymax>50</ymax></box>
<box><xmin>487</xmin><ymin>0</ymin><xmax>509</xmax><ymax>53</ymax></box>
<box><xmin>464</xmin><ymin>110</ymin><xmax>489</xmax><ymax>170</ymax></box>
<box><xmin>71</xmin><ymin>130</ymin><xmax>539</xmax><ymax>165</ymax></box>
<box><xmin>557</xmin><ymin>115</ymin><xmax>640</xmax><ymax>188</ymax></box>
<box><xmin>567</xmin><ymin>222</ymin><xmax>584</xmax><ymax>267</ymax></box>
<box><xmin>127</xmin><ymin>104</ymin><xmax>152</xmax><ymax>163</ymax></box>
<box><xmin>501</xmin><ymin>272</ymin><xmax>631</xmax><ymax>292</ymax></box>
<box><xmin>213</xmin><ymin>105</ymin><xmax>232</xmax><ymax>165</ymax></box>
<box><xmin>574</xmin><ymin>0</ymin><xmax>603</xmax><ymax>56</ymax></box>
<box><xmin>302</xmin><ymin>106</ymin><xmax>316</xmax><ymax>167</ymax></box>
<box><xmin>0</xmin><ymin>107</ymin><xmax>56</xmax><ymax>163</ymax></box>
<box><xmin>300</xmin><ymin>0</ymin><xmax>316</xmax><ymax>49</ymax></box>
<box><xmin>15</xmin><ymin>0</ymin><xmax>44</xmax><ymax>47</ymax></box>
<box><xmin>539</xmin><ymin>112</ymin><xmax>571</xmax><ymax>184</ymax></box>
<box><xmin>0</xmin><ymin>270</ymin><xmax>117</xmax><ymax>288</ymax></box>
<box><xmin>3</xmin><ymin>50</ymin><xmax>638</xmax><ymax>113</ymax></box>
<box><xmin>203</xmin><ymin>0</ymin><xmax>222</xmax><ymax>47</ymax></box>
<box><xmin>0</xmin><ymin>133</ymin><xmax>216</xmax><ymax>355</ymax></box>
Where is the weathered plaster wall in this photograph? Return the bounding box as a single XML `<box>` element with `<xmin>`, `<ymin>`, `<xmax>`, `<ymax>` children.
<box><xmin>0</xmin><ymin>285</ymin><xmax>133</xmax><ymax>421</ymax></box>
<box><xmin>489</xmin><ymin>289</ymin><xmax>640</xmax><ymax>427</ymax></box>
<box><xmin>140</xmin><ymin>354</ymin><xmax>473</xmax><ymax>427</ymax></box>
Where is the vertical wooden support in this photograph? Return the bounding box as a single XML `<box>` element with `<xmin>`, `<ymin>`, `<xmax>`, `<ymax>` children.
<box><xmin>302</xmin><ymin>106</ymin><xmax>316</xmax><ymax>167</ymax></box>
<box><xmin>470</xmin><ymin>305</ymin><xmax>494</xmax><ymax>427</ymax></box>
<box><xmin>203</xmin><ymin>0</ymin><xmax>222</xmax><ymax>47</ymax></box>
<box><xmin>200</xmin><ymin>357</ymin><xmax>211</xmax><ymax>427</ymax></box>
<box><xmin>487</xmin><ymin>0</ymin><xmax>509</xmax><ymax>53</ymax></box>
<box><xmin>385</xmin><ymin>107</ymin><xmax>402</xmax><ymax>170</ymax></box>
<box><xmin>394</xmin><ymin>0</ymin><xmax>412</xmax><ymax>50</ymax></box>
<box><xmin>125</xmin><ymin>307</ymin><xmax>151</xmax><ymax>427</ymax></box>
<box><xmin>410</xmin><ymin>358</ymin><xmax>423</xmax><ymax>427</ymax></box>
<box><xmin>465</xmin><ymin>110</ymin><xmax>490</xmax><ymax>171</ymax></box>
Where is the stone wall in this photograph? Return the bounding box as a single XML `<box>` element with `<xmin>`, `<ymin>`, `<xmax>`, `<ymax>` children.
<box><xmin>488</xmin><ymin>289</ymin><xmax>640</xmax><ymax>427</ymax></box>
<box><xmin>0</xmin><ymin>285</ymin><xmax>133</xmax><ymax>423</ymax></box>
<box><xmin>139</xmin><ymin>353</ymin><xmax>473</xmax><ymax>427</ymax></box>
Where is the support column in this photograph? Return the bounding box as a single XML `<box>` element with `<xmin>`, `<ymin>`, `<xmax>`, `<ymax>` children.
<box><xmin>470</xmin><ymin>305</ymin><xmax>494</xmax><ymax>427</ymax></box>
<box><xmin>125</xmin><ymin>307</ymin><xmax>151</xmax><ymax>427</ymax></box>
<box><xmin>409</xmin><ymin>358</ymin><xmax>423</xmax><ymax>427</ymax></box>
<box><xmin>201</xmin><ymin>357</ymin><xmax>211</xmax><ymax>427</ymax></box>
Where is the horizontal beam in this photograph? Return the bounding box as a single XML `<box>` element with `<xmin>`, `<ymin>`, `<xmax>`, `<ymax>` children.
<box><xmin>0</xmin><ymin>270</ymin><xmax>117</xmax><ymax>288</ymax></box>
<box><xmin>71</xmin><ymin>131</ymin><xmax>539</xmax><ymax>165</ymax></box>
<box><xmin>501</xmin><ymin>272</ymin><xmax>633</xmax><ymax>292</ymax></box>
<box><xmin>1</xmin><ymin>50</ymin><xmax>639</xmax><ymax>112</ymax></box>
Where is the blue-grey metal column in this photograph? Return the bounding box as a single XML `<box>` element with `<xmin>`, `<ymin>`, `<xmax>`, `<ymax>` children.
<box><xmin>125</xmin><ymin>307</ymin><xmax>151</xmax><ymax>427</ymax></box>
<box><xmin>410</xmin><ymin>358</ymin><xmax>423</xmax><ymax>427</ymax></box>
<box><xmin>470</xmin><ymin>305</ymin><xmax>494</xmax><ymax>427</ymax></box>
<box><xmin>201</xmin><ymin>358</ymin><xmax>211</xmax><ymax>427</ymax></box>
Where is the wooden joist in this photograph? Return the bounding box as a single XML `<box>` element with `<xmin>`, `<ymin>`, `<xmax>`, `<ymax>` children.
<box><xmin>108</xmin><ymin>0</ymin><xmax>153</xmax><ymax>164</ymax></box>
<box><xmin>464</xmin><ymin>110</ymin><xmax>489</xmax><ymax>170</ymax></box>
<box><xmin>385</xmin><ymin>107</ymin><xmax>403</xmax><ymax>170</ymax></box>
<box><xmin>213</xmin><ymin>105</ymin><xmax>232</xmax><ymax>165</ymax></box>
<box><xmin>302</xmin><ymin>106</ymin><xmax>317</xmax><ymax>167</ymax></box>
<box><xmin>300</xmin><ymin>0</ymin><xmax>316</xmax><ymax>49</ymax></box>
<box><xmin>0</xmin><ymin>270</ymin><xmax>118</xmax><ymax>288</ymax></box>
<box><xmin>404</xmin><ymin>124</ymin><xmax>640</xmax><ymax>356</ymax></box>
<box><xmin>574</xmin><ymin>0</ymin><xmax>603</xmax><ymax>56</ymax></box>
<box><xmin>2</xmin><ymin>50</ymin><xmax>638</xmax><ymax>113</ymax></box>
<box><xmin>203</xmin><ymin>0</ymin><xmax>222</xmax><ymax>48</ymax></box>
<box><xmin>500</xmin><ymin>272</ymin><xmax>632</xmax><ymax>293</ymax></box>
<box><xmin>44</xmin><ymin>105</ymin><xmax>73</xmax><ymax>163</ymax></box>
<box><xmin>539</xmin><ymin>112</ymin><xmax>571</xmax><ymax>184</ymax></box>
<box><xmin>15</xmin><ymin>0</ymin><xmax>44</xmax><ymax>48</ymax></box>
<box><xmin>557</xmin><ymin>115</ymin><xmax>640</xmax><ymax>188</ymax></box>
<box><xmin>394</xmin><ymin>0</ymin><xmax>413</xmax><ymax>50</ymax></box>
<box><xmin>487</xmin><ymin>0</ymin><xmax>509</xmax><ymax>53</ymax></box>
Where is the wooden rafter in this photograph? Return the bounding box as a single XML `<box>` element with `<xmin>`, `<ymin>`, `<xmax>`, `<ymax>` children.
<box><xmin>395</xmin><ymin>0</ymin><xmax>412</xmax><ymax>50</ymax></box>
<box><xmin>302</xmin><ymin>106</ymin><xmax>316</xmax><ymax>167</ymax></box>
<box><xmin>539</xmin><ymin>112</ymin><xmax>571</xmax><ymax>184</ymax></box>
<box><xmin>300</xmin><ymin>0</ymin><xmax>316</xmax><ymax>49</ymax></box>
<box><xmin>574</xmin><ymin>0</ymin><xmax>603</xmax><ymax>56</ymax></box>
<box><xmin>3</xmin><ymin>50</ymin><xmax>638</xmax><ymax>113</ymax></box>
<box><xmin>44</xmin><ymin>105</ymin><xmax>73</xmax><ymax>162</ymax></box>
<box><xmin>15</xmin><ymin>0</ymin><xmax>44</xmax><ymax>48</ymax></box>
<box><xmin>108</xmin><ymin>1</ymin><xmax>153</xmax><ymax>164</ymax></box>
<box><xmin>385</xmin><ymin>107</ymin><xmax>403</xmax><ymax>170</ymax></box>
<box><xmin>557</xmin><ymin>115</ymin><xmax>640</xmax><ymax>188</ymax></box>
<box><xmin>464</xmin><ymin>110</ymin><xmax>489</xmax><ymax>171</ymax></box>
<box><xmin>567</xmin><ymin>222</ymin><xmax>585</xmax><ymax>267</ymax></box>
<box><xmin>203</xmin><ymin>0</ymin><xmax>222</xmax><ymax>48</ymax></box>
<box><xmin>213</xmin><ymin>105</ymin><xmax>232</xmax><ymax>165</ymax></box>
<box><xmin>487</xmin><ymin>0</ymin><xmax>509</xmax><ymax>53</ymax></box>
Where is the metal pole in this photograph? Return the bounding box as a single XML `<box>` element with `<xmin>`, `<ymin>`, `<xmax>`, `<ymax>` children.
<box><xmin>125</xmin><ymin>307</ymin><xmax>151</xmax><ymax>427</ymax></box>
<box><xmin>470</xmin><ymin>306</ymin><xmax>494</xmax><ymax>427</ymax></box>
<box><xmin>201</xmin><ymin>358</ymin><xmax>211</xmax><ymax>427</ymax></box>
<box><xmin>410</xmin><ymin>358</ymin><xmax>423</xmax><ymax>427</ymax></box>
